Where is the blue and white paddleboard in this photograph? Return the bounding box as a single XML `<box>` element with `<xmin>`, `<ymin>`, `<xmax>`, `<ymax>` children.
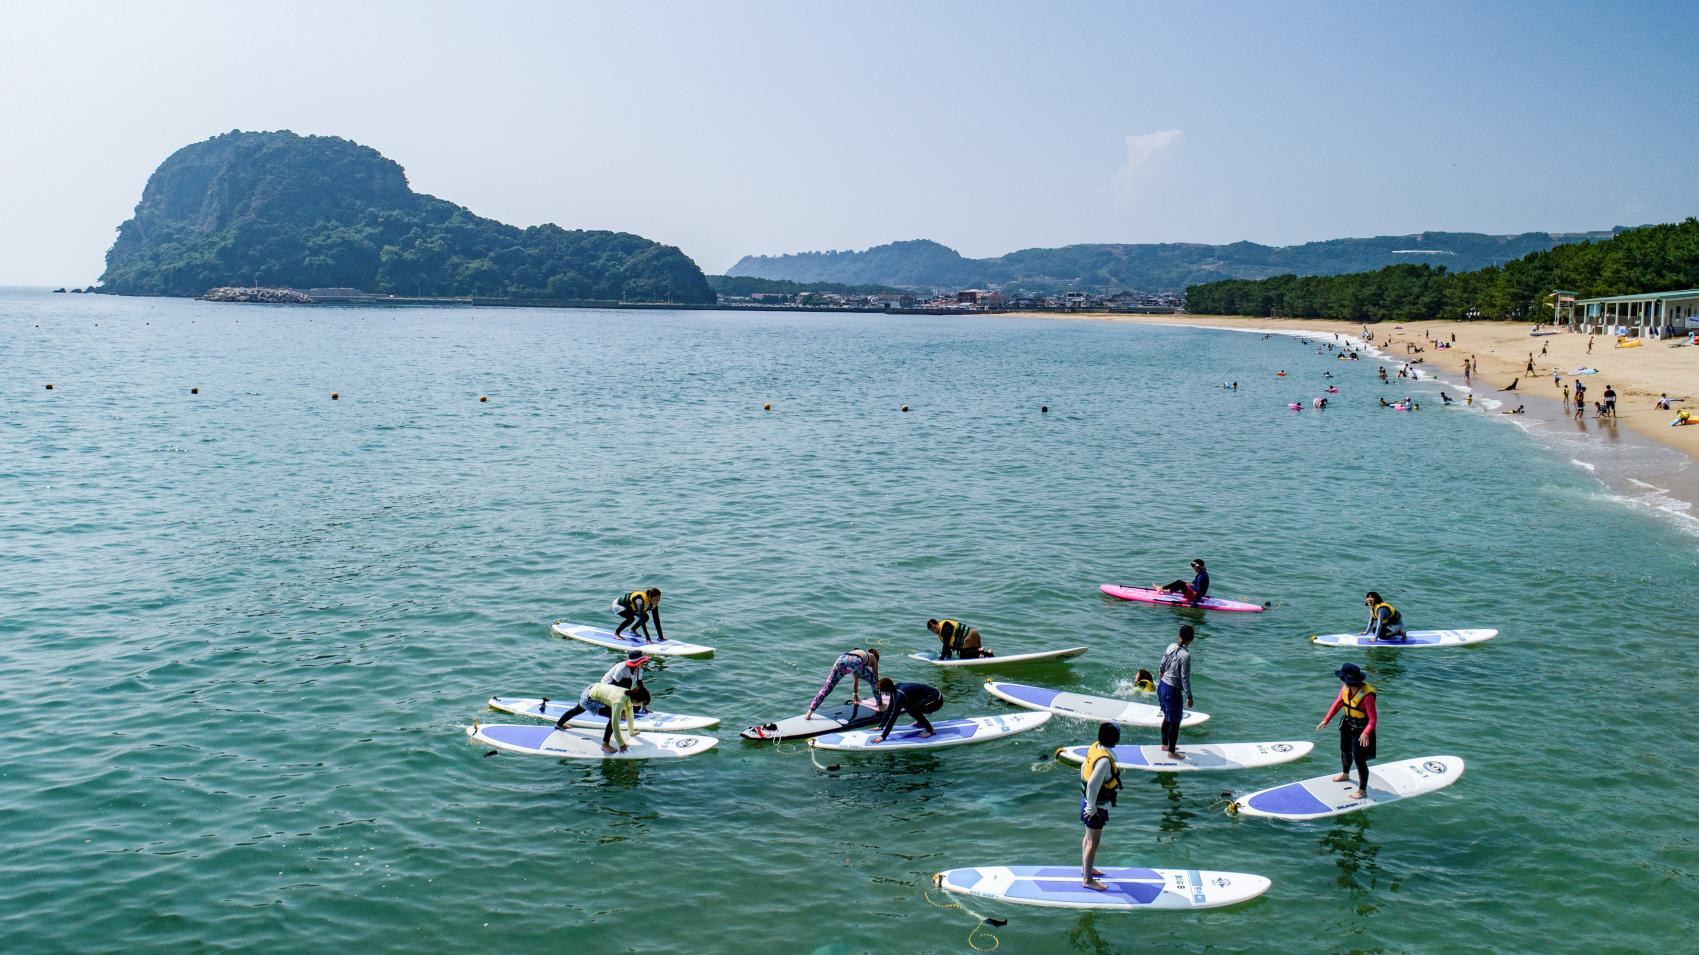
<box><xmin>486</xmin><ymin>696</ymin><xmax>720</xmax><ymax>731</ymax></box>
<box><xmin>1310</xmin><ymin>628</ymin><xmax>1498</xmax><ymax>648</ymax></box>
<box><xmin>467</xmin><ymin>722</ymin><xmax>718</xmax><ymax>760</ymax></box>
<box><xmin>808</xmin><ymin>712</ymin><xmax>1051</xmax><ymax>752</ymax></box>
<box><xmin>909</xmin><ymin>646</ymin><xmax>1089</xmax><ymax>668</ymax></box>
<box><xmin>1055</xmin><ymin>741</ymin><xmax>1314</xmax><ymax>773</ymax></box>
<box><xmin>551</xmin><ymin>621</ymin><xmax>714</xmax><ymax>658</ymax></box>
<box><xmin>934</xmin><ymin>865</ymin><xmax>1271</xmax><ymax>911</ymax></box>
<box><xmin>984</xmin><ymin>681</ymin><xmax>1208</xmax><ymax>728</ymax></box>
<box><xmin>742</xmin><ymin>698</ymin><xmax>885</xmax><ymax>741</ymax></box>
<box><xmin>1229</xmin><ymin>754</ymin><xmax>1465</xmax><ymax>820</ymax></box>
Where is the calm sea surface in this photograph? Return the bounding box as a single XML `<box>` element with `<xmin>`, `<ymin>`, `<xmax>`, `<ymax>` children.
<box><xmin>3</xmin><ymin>289</ymin><xmax>1696</xmax><ymax>953</ymax></box>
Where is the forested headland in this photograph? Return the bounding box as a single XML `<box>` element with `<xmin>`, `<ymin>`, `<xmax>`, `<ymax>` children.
<box><xmin>99</xmin><ymin>130</ymin><xmax>715</xmax><ymax>303</ymax></box>
<box><xmin>1184</xmin><ymin>219</ymin><xmax>1699</xmax><ymax>321</ymax></box>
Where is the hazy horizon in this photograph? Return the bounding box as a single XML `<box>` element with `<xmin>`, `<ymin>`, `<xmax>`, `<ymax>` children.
<box><xmin>2</xmin><ymin>0</ymin><xmax>1696</xmax><ymax>284</ymax></box>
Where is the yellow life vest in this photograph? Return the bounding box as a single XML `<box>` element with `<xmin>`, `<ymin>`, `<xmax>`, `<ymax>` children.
<box><xmin>1078</xmin><ymin>741</ymin><xmax>1122</xmax><ymax>803</ymax></box>
<box><xmin>1339</xmin><ymin>683</ymin><xmax>1376</xmax><ymax>720</ymax></box>
<box><xmin>937</xmin><ymin>619</ymin><xmax>964</xmax><ymax>646</ymax></box>
<box><xmin>624</xmin><ymin>591</ymin><xmax>653</xmax><ymax>613</ymax></box>
<box><xmin>1368</xmin><ymin>601</ymin><xmax>1401</xmax><ymax>629</ymax></box>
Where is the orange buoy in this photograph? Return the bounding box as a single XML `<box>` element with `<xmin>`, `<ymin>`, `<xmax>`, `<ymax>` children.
<box><xmin>331</xmin><ymin>392</ymin><xmax>339</xmax><ymax>400</ymax></box>
<box><xmin>479</xmin><ymin>395</ymin><xmax>488</xmax><ymax>403</ymax></box>
<box><xmin>763</xmin><ymin>403</ymin><xmax>771</xmax><ymax>411</ymax></box>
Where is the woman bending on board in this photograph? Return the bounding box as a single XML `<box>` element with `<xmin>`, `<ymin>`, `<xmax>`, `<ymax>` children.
<box><xmin>1362</xmin><ymin>592</ymin><xmax>1405</xmax><ymax>640</ymax></box>
<box><xmin>928</xmin><ymin>618</ymin><xmax>990</xmax><ymax>659</ymax></box>
<box><xmin>1318</xmin><ymin>664</ymin><xmax>1377</xmax><ymax>799</ymax></box>
<box><xmin>1080</xmin><ymin>722</ymin><xmax>1122</xmax><ymax>891</ymax></box>
<box><xmin>554</xmin><ymin>683</ymin><xmax>651</xmax><ymax>753</ymax></box>
<box><xmin>871</xmin><ymin>678</ymin><xmax>942</xmax><ymax>742</ymax></box>
<box><xmin>613</xmin><ymin>588</ymin><xmax>664</xmax><ymax>642</ymax></box>
<box><xmin>1156</xmin><ymin>626</ymin><xmax>1195</xmax><ymax>759</ymax></box>
<box><xmin>804</xmin><ymin>648</ymin><xmax>880</xmax><ymax>720</ymax></box>
<box><xmin>599</xmin><ymin>650</ymin><xmax>651</xmax><ymax>707</ymax></box>
<box><xmin>1156</xmin><ymin>559</ymin><xmax>1209</xmax><ymax>606</ymax></box>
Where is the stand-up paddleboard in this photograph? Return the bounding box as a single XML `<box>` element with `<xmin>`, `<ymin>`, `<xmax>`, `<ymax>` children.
<box><xmin>985</xmin><ymin>681</ymin><xmax>1208</xmax><ymax>727</ymax></box>
<box><xmin>809</xmin><ymin>712</ymin><xmax>1051</xmax><ymax>752</ymax></box>
<box><xmin>1310</xmin><ymin>629</ymin><xmax>1498</xmax><ymax>649</ymax></box>
<box><xmin>1100</xmin><ymin>584</ymin><xmax>1267</xmax><ymax>613</ymax></box>
<box><xmin>551</xmin><ymin>621</ymin><xmax>714</xmax><ymax>658</ymax></box>
<box><xmin>1229</xmin><ymin>755</ymin><xmax>1465</xmax><ymax>820</ymax></box>
<box><xmin>486</xmin><ymin>696</ymin><xmax>719</xmax><ymax>731</ymax></box>
<box><xmin>1055</xmin><ymin>741</ymin><xmax>1314</xmax><ymax>773</ymax></box>
<box><xmin>741</xmin><ymin>698</ymin><xmax>884</xmax><ymax>741</ymax></box>
<box><xmin>909</xmin><ymin>646</ymin><xmax>1088</xmax><ymax>668</ymax></box>
<box><xmin>466</xmin><ymin>722</ymin><xmax>718</xmax><ymax>760</ymax></box>
<box><xmin>934</xmin><ymin>866</ymin><xmax>1271</xmax><ymax>911</ymax></box>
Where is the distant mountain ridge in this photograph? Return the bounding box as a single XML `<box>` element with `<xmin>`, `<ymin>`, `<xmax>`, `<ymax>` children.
<box><xmin>728</xmin><ymin>231</ymin><xmax>1620</xmax><ymax>293</ymax></box>
<box><xmin>100</xmin><ymin>130</ymin><xmax>715</xmax><ymax>302</ymax></box>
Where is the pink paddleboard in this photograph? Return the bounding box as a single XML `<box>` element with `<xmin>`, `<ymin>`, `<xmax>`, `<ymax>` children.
<box><xmin>1100</xmin><ymin>584</ymin><xmax>1266</xmax><ymax>613</ymax></box>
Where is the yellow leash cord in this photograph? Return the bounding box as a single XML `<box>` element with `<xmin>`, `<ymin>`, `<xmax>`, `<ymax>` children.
<box><xmin>924</xmin><ymin>880</ymin><xmax>1003</xmax><ymax>952</ymax></box>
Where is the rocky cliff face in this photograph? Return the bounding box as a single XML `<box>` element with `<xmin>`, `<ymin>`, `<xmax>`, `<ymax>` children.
<box><xmin>100</xmin><ymin>130</ymin><xmax>715</xmax><ymax>303</ymax></box>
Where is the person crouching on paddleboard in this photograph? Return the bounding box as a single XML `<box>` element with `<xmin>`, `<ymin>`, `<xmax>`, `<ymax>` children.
<box><xmin>554</xmin><ymin>682</ymin><xmax>651</xmax><ymax>753</ymax></box>
<box><xmin>1156</xmin><ymin>559</ymin><xmax>1209</xmax><ymax>607</ymax></box>
<box><xmin>1156</xmin><ymin>625</ymin><xmax>1195</xmax><ymax>759</ymax></box>
<box><xmin>1317</xmin><ymin>663</ymin><xmax>1377</xmax><ymax>800</ymax></box>
<box><xmin>1361</xmin><ymin>591</ymin><xmax>1406</xmax><ymax>641</ymax></box>
<box><xmin>613</xmin><ymin>587</ymin><xmax>663</xmax><ymax>642</ymax></box>
<box><xmin>599</xmin><ymin>650</ymin><xmax>651</xmax><ymax>709</ymax></box>
<box><xmin>871</xmin><ymin>679</ymin><xmax>942</xmax><ymax>742</ymax></box>
<box><xmin>804</xmin><ymin>648</ymin><xmax>879</xmax><ymax>720</ymax></box>
<box><xmin>927</xmin><ymin>618</ymin><xmax>991</xmax><ymax>659</ymax></box>
<box><xmin>1080</xmin><ymin>722</ymin><xmax>1121</xmax><ymax>891</ymax></box>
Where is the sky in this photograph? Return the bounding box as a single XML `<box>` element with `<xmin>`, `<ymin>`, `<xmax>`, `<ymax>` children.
<box><xmin>1</xmin><ymin>0</ymin><xmax>1696</xmax><ymax>283</ymax></box>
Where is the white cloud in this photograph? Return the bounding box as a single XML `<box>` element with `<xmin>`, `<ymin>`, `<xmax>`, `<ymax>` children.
<box><xmin>1111</xmin><ymin>129</ymin><xmax>1182</xmax><ymax>207</ymax></box>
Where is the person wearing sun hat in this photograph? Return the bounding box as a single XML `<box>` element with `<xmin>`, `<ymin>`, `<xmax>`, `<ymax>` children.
<box><xmin>1316</xmin><ymin>662</ymin><xmax>1377</xmax><ymax>800</ymax></box>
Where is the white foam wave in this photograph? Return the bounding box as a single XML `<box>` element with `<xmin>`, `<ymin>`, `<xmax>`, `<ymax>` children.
<box><xmin>1570</xmin><ymin>459</ymin><xmax>1598</xmax><ymax>472</ymax></box>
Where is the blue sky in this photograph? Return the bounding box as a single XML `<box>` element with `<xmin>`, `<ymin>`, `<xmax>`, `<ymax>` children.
<box><xmin>1</xmin><ymin>0</ymin><xmax>1695</xmax><ymax>282</ymax></box>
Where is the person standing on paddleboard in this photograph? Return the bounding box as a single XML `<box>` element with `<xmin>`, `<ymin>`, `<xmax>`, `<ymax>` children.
<box><xmin>927</xmin><ymin>618</ymin><xmax>989</xmax><ymax>659</ymax></box>
<box><xmin>871</xmin><ymin>679</ymin><xmax>942</xmax><ymax>741</ymax></box>
<box><xmin>1361</xmin><ymin>592</ymin><xmax>1406</xmax><ymax>641</ymax></box>
<box><xmin>1156</xmin><ymin>559</ymin><xmax>1209</xmax><ymax>607</ymax></box>
<box><xmin>1156</xmin><ymin>625</ymin><xmax>1195</xmax><ymax>759</ymax></box>
<box><xmin>613</xmin><ymin>587</ymin><xmax>663</xmax><ymax>642</ymax></box>
<box><xmin>804</xmin><ymin>648</ymin><xmax>880</xmax><ymax>720</ymax></box>
<box><xmin>1317</xmin><ymin>663</ymin><xmax>1377</xmax><ymax>800</ymax></box>
<box><xmin>1080</xmin><ymin>722</ymin><xmax>1121</xmax><ymax>891</ymax></box>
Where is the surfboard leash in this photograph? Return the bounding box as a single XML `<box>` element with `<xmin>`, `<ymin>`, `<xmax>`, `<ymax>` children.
<box><xmin>924</xmin><ymin>878</ymin><xmax>1004</xmax><ymax>952</ymax></box>
<box><xmin>806</xmin><ymin>740</ymin><xmax>842</xmax><ymax>774</ymax></box>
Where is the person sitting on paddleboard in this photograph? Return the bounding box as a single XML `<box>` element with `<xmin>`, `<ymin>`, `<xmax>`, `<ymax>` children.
<box><xmin>1317</xmin><ymin>663</ymin><xmax>1377</xmax><ymax>800</ymax></box>
<box><xmin>613</xmin><ymin>587</ymin><xmax>663</xmax><ymax>642</ymax></box>
<box><xmin>1361</xmin><ymin>591</ymin><xmax>1406</xmax><ymax>641</ymax></box>
<box><xmin>1156</xmin><ymin>625</ymin><xmax>1195</xmax><ymax>759</ymax></box>
<box><xmin>1156</xmin><ymin>559</ymin><xmax>1209</xmax><ymax>606</ymax></box>
<box><xmin>1080</xmin><ymin>722</ymin><xmax>1122</xmax><ymax>891</ymax></box>
<box><xmin>554</xmin><ymin>682</ymin><xmax>651</xmax><ymax>753</ymax></box>
<box><xmin>804</xmin><ymin>648</ymin><xmax>880</xmax><ymax>720</ymax></box>
<box><xmin>927</xmin><ymin>618</ymin><xmax>991</xmax><ymax>659</ymax></box>
<box><xmin>871</xmin><ymin>678</ymin><xmax>942</xmax><ymax>741</ymax></box>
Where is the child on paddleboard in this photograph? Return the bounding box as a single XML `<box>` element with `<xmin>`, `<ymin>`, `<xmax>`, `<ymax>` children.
<box><xmin>1155</xmin><ymin>559</ymin><xmax>1209</xmax><ymax>606</ymax></box>
<box><xmin>928</xmin><ymin>618</ymin><xmax>992</xmax><ymax>659</ymax></box>
<box><xmin>1317</xmin><ymin>663</ymin><xmax>1377</xmax><ymax>800</ymax></box>
<box><xmin>613</xmin><ymin>587</ymin><xmax>663</xmax><ymax>642</ymax></box>
<box><xmin>554</xmin><ymin>682</ymin><xmax>651</xmax><ymax>753</ymax></box>
<box><xmin>1080</xmin><ymin>722</ymin><xmax>1121</xmax><ymax>891</ymax></box>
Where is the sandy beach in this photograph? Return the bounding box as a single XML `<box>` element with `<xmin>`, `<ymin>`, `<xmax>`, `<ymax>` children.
<box><xmin>1004</xmin><ymin>311</ymin><xmax>1699</xmax><ymax>466</ymax></box>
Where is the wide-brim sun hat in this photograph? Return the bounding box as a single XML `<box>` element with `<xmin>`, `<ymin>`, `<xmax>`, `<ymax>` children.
<box><xmin>1335</xmin><ymin>663</ymin><xmax>1366</xmax><ymax>684</ymax></box>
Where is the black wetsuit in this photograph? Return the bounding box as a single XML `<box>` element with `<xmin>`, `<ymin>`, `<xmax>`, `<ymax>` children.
<box><xmin>877</xmin><ymin>682</ymin><xmax>943</xmax><ymax>738</ymax></box>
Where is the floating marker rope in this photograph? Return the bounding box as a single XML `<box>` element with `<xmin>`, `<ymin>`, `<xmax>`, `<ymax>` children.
<box><xmin>925</xmin><ymin>879</ymin><xmax>1003</xmax><ymax>952</ymax></box>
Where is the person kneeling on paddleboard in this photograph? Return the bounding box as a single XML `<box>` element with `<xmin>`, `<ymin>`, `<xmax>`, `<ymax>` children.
<box><xmin>1080</xmin><ymin>722</ymin><xmax>1121</xmax><ymax>891</ymax></box>
<box><xmin>613</xmin><ymin>588</ymin><xmax>663</xmax><ymax>642</ymax></box>
<box><xmin>804</xmin><ymin>648</ymin><xmax>880</xmax><ymax>720</ymax></box>
<box><xmin>1156</xmin><ymin>559</ymin><xmax>1209</xmax><ymax>607</ymax></box>
<box><xmin>1317</xmin><ymin>663</ymin><xmax>1377</xmax><ymax>800</ymax></box>
<box><xmin>928</xmin><ymin>618</ymin><xmax>991</xmax><ymax>659</ymax></box>
<box><xmin>1156</xmin><ymin>625</ymin><xmax>1195</xmax><ymax>759</ymax></box>
<box><xmin>554</xmin><ymin>683</ymin><xmax>651</xmax><ymax>753</ymax></box>
<box><xmin>1361</xmin><ymin>592</ymin><xmax>1406</xmax><ymax>641</ymax></box>
<box><xmin>872</xmin><ymin>678</ymin><xmax>942</xmax><ymax>742</ymax></box>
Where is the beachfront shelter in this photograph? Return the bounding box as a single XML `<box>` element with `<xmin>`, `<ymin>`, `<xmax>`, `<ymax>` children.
<box><xmin>1566</xmin><ymin>288</ymin><xmax>1699</xmax><ymax>337</ymax></box>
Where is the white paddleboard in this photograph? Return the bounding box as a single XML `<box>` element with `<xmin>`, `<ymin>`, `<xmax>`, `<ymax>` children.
<box><xmin>741</xmin><ymin>698</ymin><xmax>884</xmax><ymax>741</ymax></box>
<box><xmin>934</xmin><ymin>865</ymin><xmax>1270</xmax><ymax>911</ymax></box>
<box><xmin>1311</xmin><ymin>628</ymin><xmax>1498</xmax><ymax>648</ymax></box>
<box><xmin>486</xmin><ymin>696</ymin><xmax>720</xmax><ymax>731</ymax></box>
<box><xmin>467</xmin><ymin>722</ymin><xmax>717</xmax><ymax>760</ymax></box>
<box><xmin>909</xmin><ymin>646</ymin><xmax>1089</xmax><ymax>667</ymax></box>
<box><xmin>809</xmin><ymin>712</ymin><xmax>1052</xmax><ymax>752</ymax></box>
<box><xmin>1229</xmin><ymin>755</ymin><xmax>1465</xmax><ymax>820</ymax></box>
<box><xmin>1055</xmin><ymin>741</ymin><xmax>1314</xmax><ymax>773</ymax></box>
<box><xmin>984</xmin><ymin>681</ymin><xmax>1208</xmax><ymax>728</ymax></box>
<box><xmin>551</xmin><ymin>621</ymin><xmax>714</xmax><ymax>658</ymax></box>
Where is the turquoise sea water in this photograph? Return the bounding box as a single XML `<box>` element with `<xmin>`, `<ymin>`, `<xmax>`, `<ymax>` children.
<box><xmin>4</xmin><ymin>289</ymin><xmax>1697</xmax><ymax>953</ymax></box>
